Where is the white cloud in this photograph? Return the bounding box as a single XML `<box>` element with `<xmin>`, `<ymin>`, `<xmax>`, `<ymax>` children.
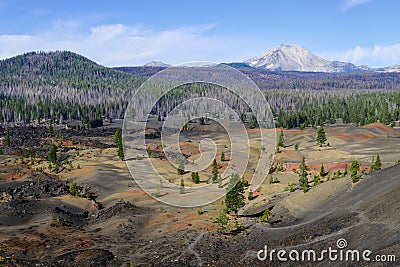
<box><xmin>0</xmin><ymin>22</ymin><xmax>238</xmax><ymax>66</ymax></box>
<box><xmin>341</xmin><ymin>0</ymin><xmax>372</xmax><ymax>11</ymax></box>
<box><xmin>341</xmin><ymin>44</ymin><xmax>400</xmax><ymax>67</ymax></box>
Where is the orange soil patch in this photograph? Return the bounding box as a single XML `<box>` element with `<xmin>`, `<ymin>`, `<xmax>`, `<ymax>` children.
<box><xmin>69</xmin><ymin>165</ymin><xmax>97</xmax><ymax>176</ymax></box>
<box><xmin>154</xmin><ymin>212</ymin><xmax>216</xmax><ymax>234</ymax></box>
<box><xmin>179</xmin><ymin>142</ymin><xmax>200</xmax><ymax>156</ymax></box>
<box><xmin>362</xmin><ymin>122</ymin><xmax>398</xmax><ymax>135</ymax></box>
<box><xmin>336</xmin><ymin>133</ymin><xmax>376</xmax><ymax>142</ymax></box>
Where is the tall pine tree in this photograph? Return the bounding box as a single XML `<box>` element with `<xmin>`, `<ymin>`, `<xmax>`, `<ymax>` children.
<box><xmin>212</xmin><ymin>159</ymin><xmax>219</xmax><ymax>183</ymax></box>
<box><xmin>316</xmin><ymin>126</ymin><xmax>327</xmax><ymax>147</ymax></box>
<box><xmin>225</xmin><ymin>173</ymin><xmax>247</xmax><ymax>216</ymax></box>
<box><xmin>298</xmin><ymin>156</ymin><xmax>309</xmax><ymax>192</ymax></box>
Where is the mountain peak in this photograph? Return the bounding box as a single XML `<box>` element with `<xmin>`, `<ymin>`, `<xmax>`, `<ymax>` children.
<box><xmin>244</xmin><ymin>44</ymin><xmax>361</xmax><ymax>73</ymax></box>
<box><xmin>144</xmin><ymin>61</ymin><xmax>171</xmax><ymax>67</ymax></box>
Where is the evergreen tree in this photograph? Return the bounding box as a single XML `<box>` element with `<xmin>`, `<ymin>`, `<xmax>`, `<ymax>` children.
<box><xmin>179</xmin><ymin>178</ymin><xmax>185</xmax><ymax>194</ymax></box>
<box><xmin>216</xmin><ymin>209</ymin><xmax>228</xmax><ymax>234</ymax></box>
<box><xmin>69</xmin><ymin>182</ymin><xmax>78</xmax><ymax>197</ymax></box>
<box><xmin>374</xmin><ymin>154</ymin><xmax>382</xmax><ymax>170</ymax></box>
<box><xmin>221</xmin><ymin>151</ymin><xmax>225</xmax><ymax>161</ymax></box>
<box><xmin>5</xmin><ymin>128</ymin><xmax>10</xmax><ymax>147</ymax></box>
<box><xmin>114</xmin><ymin>128</ymin><xmax>121</xmax><ymax>143</ymax></box>
<box><xmin>48</xmin><ymin>143</ymin><xmax>57</xmax><ymax>163</ymax></box>
<box><xmin>177</xmin><ymin>157</ymin><xmax>185</xmax><ymax>175</ymax></box>
<box><xmin>48</xmin><ymin>123</ymin><xmax>54</xmax><ymax>134</ymax></box>
<box><xmin>225</xmin><ymin>173</ymin><xmax>247</xmax><ymax>215</ymax></box>
<box><xmin>117</xmin><ymin>136</ymin><xmax>124</xmax><ymax>160</ymax></box>
<box><xmin>320</xmin><ymin>163</ymin><xmax>326</xmax><ymax>177</ymax></box>
<box><xmin>212</xmin><ymin>159</ymin><xmax>219</xmax><ymax>183</ymax></box>
<box><xmin>370</xmin><ymin>156</ymin><xmax>375</xmax><ymax>172</ymax></box>
<box><xmin>277</xmin><ymin>129</ymin><xmax>285</xmax><ymax>147</ymax></box>
<box><xmin>316</xmin><ymin>126</ymin><xmax>327</xmax><ymax>147</ymax></box>
<box><xmin>249</xmin><ymin>114</ymin><xmax>258</xmax><ymax>129</ymax></box>
<box><xmin>313</xmin><ymin>175</ymin><xmax>321</xmax><ymax>186</ymax></box>
<box><xmin>298</xmin><ymin>156</ymin><xmax>309</xmax><ymax>192</ymax></box>
<box><xmin>114</xmin><ymin>129</ymin><xmax>124</xmax><ymax>160</ymax></box>
<box><xmin>191</xmin><ymin>172</ymin><xmax>200</xmax><ymax>184</ymax></box>
<box><xmin>146</xmin><ymin>146</ymin><xmax>152</xmax><ymax>157</ymax></box>
<box><xmin>350</xmin><ymin>159</ymin><xmax>360</xmax><ymax>183</ymax></box>
<box><xmin>199</xmin><ymin>117</ymin><xmax>205</xmax><ymax>125</ymax></box>
<box><xmin>248</xmin><ymin>188</ymin><xmax>254</xmax><ymax>200</ymax></box>
<box><xmin>240</xmin><ymin>111</ymin><xmax>246</xmax><ymax>123</ymax></box>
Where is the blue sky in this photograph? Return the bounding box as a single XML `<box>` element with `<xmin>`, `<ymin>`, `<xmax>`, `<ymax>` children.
<box><xmin>0</xmin><ymin>0</ymin><xmax>398</xmax><ymax>67</ymax></box>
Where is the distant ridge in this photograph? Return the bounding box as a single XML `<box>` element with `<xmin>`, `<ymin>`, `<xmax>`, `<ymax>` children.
<box><xmin>144</xmin><ymin>61</ymin><xmax>171</xmax><ymax>67</ymax></box>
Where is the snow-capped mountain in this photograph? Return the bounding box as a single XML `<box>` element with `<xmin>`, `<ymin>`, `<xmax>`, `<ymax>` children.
<box><xmin>374</xmin><ymin>64</ymin><xmax>400</xmax><ymax>73</ymax></box>
<box><xmin>244</xmin><ymin>44</ymin><xmax>362</xmax><ymax>73</ymax></box>
<box><xmin>144</xmin><ymin>61</ymin><xmax>171</xmax><ymax>67</ymax></box>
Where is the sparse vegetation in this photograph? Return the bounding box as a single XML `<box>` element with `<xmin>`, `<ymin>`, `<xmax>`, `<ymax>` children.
<box><xmin>179</xmin><ymin>178</ymin><xmax>185</xmax><ymax>194</ymax></box>
<box><xmin>191</xmin><ymin>171</ymin><xmax>200</xmax><ymax>184</ymax></box>
<box><xmin>260</xmin><ymin>209</ymin><xmax>272</xmax><ymax>223</ymax></box>
<box><xmin>289</xmin><ymin>183</ymin><xmax>297</xmax><ymax>192</ymax></box>
<box><xmin>177</xmin><ymin>157</ymin><xmax>185</xmax><ymax>175</ymax></box>
<box><xmin>216</xmin><ymin>209</ymin><xmax>228</xmax><ymax>234</ymax></box>
<box><xmin>197</xmin><ymin>207</ymin><xmax>203</xmax><ymax>215</ymax></box>
<box><xmin>146</xmin><ymin>146</ymin><xmax>152</xmax><ymax>157</ymax></box>
<box><xmin>69</xmin><ymin>182</ymin><xmax>78</xmax><ymax>196</ymax></box>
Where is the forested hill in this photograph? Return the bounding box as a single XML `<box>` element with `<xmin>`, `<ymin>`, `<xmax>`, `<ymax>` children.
<box><xmin>0</xmin><ymin>51</ymin><xmax>144</xmax><ymax>124</ymax></box>
<box><xmin>0</xmin><ymin>51</ymin><xmax>143</xmax><ymax>91</ymax></box>
<box><xmin>239</xmin><ymin>68</ymin><xmax>400</xmax><ymax>90</ymax></box>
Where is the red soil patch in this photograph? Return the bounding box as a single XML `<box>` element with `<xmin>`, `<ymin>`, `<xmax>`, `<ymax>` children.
<box><xmin>61</xmin><ymin>140</ymin><xmax>73</xmax><ymax>146</ymax></box>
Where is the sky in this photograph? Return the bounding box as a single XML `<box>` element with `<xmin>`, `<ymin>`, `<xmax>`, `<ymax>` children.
<box><xmin>0</xmin><ymin>0</ymin><xmax>399</xmax><ymax>67</ymax></box>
